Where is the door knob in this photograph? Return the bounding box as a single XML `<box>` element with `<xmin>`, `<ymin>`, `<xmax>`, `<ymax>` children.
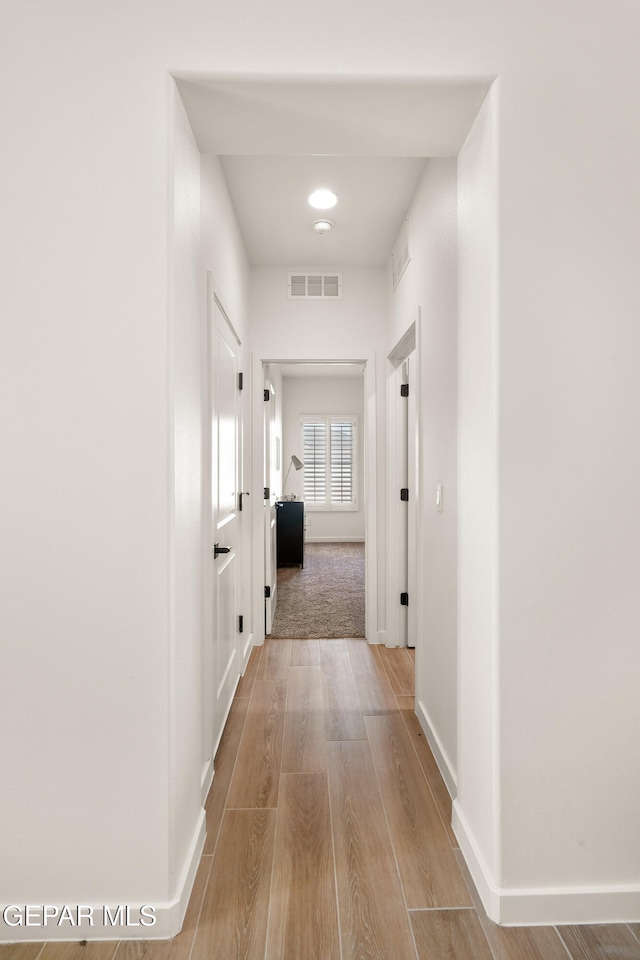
<box><xmin>213</xmin><ymin>543</ymin><xmax>231</xmax><ymax>558</ymax></box>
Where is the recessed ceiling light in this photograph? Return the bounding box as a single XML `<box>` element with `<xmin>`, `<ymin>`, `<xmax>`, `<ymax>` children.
<box><xmin>309</xmin><ymin>189</ymin><xmax>337</xmax><ymax>210</ymax></box>
<box><xmin>313</xmin><ymin>219</ymin><xmax>334</xmax><ymax>234</ymax></box>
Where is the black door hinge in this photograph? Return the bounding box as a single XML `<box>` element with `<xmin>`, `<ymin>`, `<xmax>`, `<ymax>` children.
<box><xmin>264</xmin><ymin>585</ymin><xmax>271</xmax><ymax>599</ymax></box>
<box><xmin>238</xmin><ymin>614</ymin><xmax>244</xmax><ymax>634</ymax></box>
<box><xmin>238</xmin><ymin>372</ymin><xmax>244</xmax><ymax>391</ymax></box>
<box><xmin>400</xmin><ymin>383</ymin><xmax>409</xmax><ymax>397</ymax></box>
<box><xmin>400</xmin><ymin>592</ymin><xmax>409</xmax><ymax>606</ymax></box>
<box><xmin>264</xmin><ymin>389</ymin><xmax>270</xmax><ymax>401</ymax></box>
<box><xmin>238</xmin><ymin>492</ymin><xmax>244</xmax><ymax>511</ymax></box>
<box><xmin>264</xmin><ymin>486</ymin><xmax>270</xmax><ymax>500</ymax></box>
<box><xmin>400</xmin><ymin>488</ymin><xmax>409</xmax><ymax>501</ymax></box>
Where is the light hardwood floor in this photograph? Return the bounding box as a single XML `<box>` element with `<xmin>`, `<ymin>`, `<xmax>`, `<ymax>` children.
<box><xmin>5</xmin><ymin>639</ymin><xmax>639</xmax><ymax>960</ymax></box>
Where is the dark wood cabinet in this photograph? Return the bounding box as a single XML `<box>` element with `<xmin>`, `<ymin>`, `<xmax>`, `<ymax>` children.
<box><xmin>276</xmin><ymin>500</ymin><xmax>304</xmax><ymax>567</ymax></box>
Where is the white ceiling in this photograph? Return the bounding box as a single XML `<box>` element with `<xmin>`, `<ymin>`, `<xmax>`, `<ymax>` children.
<box><xmin>220</xmin><ymin>155</ymin><xmax>426</xmax><ymax>267</ymax></box>
<box><xmin>176</xmin><ymin>78</ymin><xmax>491</xmax><ymax>267</ymax></box>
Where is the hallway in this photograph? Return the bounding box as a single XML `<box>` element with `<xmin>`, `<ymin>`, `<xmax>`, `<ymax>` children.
<box><xmin>6</xmin><ymin>639</ymin><xmax>639</xmax><ymax>960</ymax></box>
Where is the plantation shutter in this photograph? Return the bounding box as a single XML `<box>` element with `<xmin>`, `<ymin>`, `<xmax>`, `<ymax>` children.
<box><xmin>301</xmin><ymin>415</ymin><xmax>357</xmax><ymax>510</ymax></box>
<box><xmin>330</xmin><ymin>421</ymin><xmax>354</xmax><ymax>504</ymax></box>
<box><xmin>302</xmin><ymin>422</ymin><xmax>327</xmax><ymax>503</ymax></box>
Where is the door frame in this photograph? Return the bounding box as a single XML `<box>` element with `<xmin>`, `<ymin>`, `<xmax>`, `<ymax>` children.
<box><xmin>201</xmin><ymin>277</ymin><xmax>248</xmax><ymax>800</ymax></box>
<box><xmin>251</xmin><ymin>354</ymin><xmax>378</xmax><ymax>645</ymax></box>
<box><xmin>386</xmin><ymin>310</ymin><xmax>422</xmax><ymax>648</ymax></box>
<box><xmin>263</xmin><ymin>364</ymin><xmax>278</xmax><ymax>633</ymax></box>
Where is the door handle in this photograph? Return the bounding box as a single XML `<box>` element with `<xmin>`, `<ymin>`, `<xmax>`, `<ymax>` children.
<box><xmin>213</xmin><ymin>543</ymin><xmax>231</xmax><ymax>558</ymax></box>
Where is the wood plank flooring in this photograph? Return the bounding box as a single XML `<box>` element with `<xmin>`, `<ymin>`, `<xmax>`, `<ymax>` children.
<box><xmin>8</xmin><ymin>639</ymin><xmax>639</xmax><ymax>960</ymax></box>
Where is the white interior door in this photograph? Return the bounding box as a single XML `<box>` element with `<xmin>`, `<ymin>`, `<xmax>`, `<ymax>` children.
<box><xmin>387</xmin><ymin>348</ymin><xmax>418</xmax><ymax>648</ymax></box>
<box><xmin>406</xmin><ymin>354</ymin><xmax>417</xmax><ymax>648</ymax></box>
<box><xmin>399</xmin><ymin>360</ymin><xmax>410</xmax><ymax>647</ymax></box>
<box><xmin>211</xmin><ymin>298</ymin><xmax>242</xmax><ymax>745</ymax></box>
<box><xmin>263</xmin><ymin>371</ymin><xmax>277</xmax><ymax>633</ymax></box>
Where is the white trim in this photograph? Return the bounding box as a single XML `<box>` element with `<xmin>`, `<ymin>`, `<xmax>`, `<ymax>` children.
<box><xmin>213</xmin><ymin>290</ymin><xmax>241</xmax><ymax>345</ymax></box>
<box><xmin>363</xmin><ymin>358</ymin><xmax>377</xmax><ymax>645</ymax></box>
<box><xmin>385</xmin><ymin>359</ymin><xmax>407</xmax><ymax>648</ymax></box>
<box><xmin>453</xmin><ymin>801</ymin><xmax>640</xmax><ymax>925</ymax></box>
<box><xmin>306</xmin><ymin>536</ymin><xmax>365</xmax><ymax>543</ymax></box>
<box><xmin>498</xmin><ymin>886</ymin><xmax>640</xmax><ymax>927</ymax></box>
<box><xmin>200</xmin><ymin>758</ymin><xmax>214</xmax><ymax>804</ymax></box>
<box><xmin>240</xmin><ymin>630</ymin><xmax>254</xmax><ymax>667</ymax></box>
<box><xmin>253</xmin><ymin>355</ymin><xmax>379</xmax><ymax>647</ymax></box>
<box><xmin>415</xmin><ymin>696</ymin><xmax>457</xmax><ymax>798</ymax></box>
<box><xmin>201</xmin><ymin>273</ymin><xmax>215</xmax><ymax>795</ymax></box>
<box><xmin>0</xmin><ymin>812</ymin><xmax>207</xmax><ymax>942</ymax></box>
<box><xmin>452</xmin><ymin>800</ymin><xmax>500</xmax><ymax>921</ymax></box>
<box><xmin>386</xmin><ymin>313</ymin><xmax>420</xmax><ymax>651</ymax></box>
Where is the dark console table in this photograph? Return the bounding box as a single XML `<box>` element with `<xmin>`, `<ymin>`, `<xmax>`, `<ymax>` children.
<box><xmin>276</xmin><ymin>500</ymin><xmax>304</xmax><ymax>567</ymax></box>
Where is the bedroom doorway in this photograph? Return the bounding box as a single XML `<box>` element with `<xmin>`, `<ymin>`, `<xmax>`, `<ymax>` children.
<box><xmin>262</xmin><ymin>360</ymin><xmax>367</xmax><ymax>640</ymax></box>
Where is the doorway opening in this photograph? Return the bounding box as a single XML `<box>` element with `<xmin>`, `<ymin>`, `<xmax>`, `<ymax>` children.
<box><xmin>262</xmin><ymin>359</ymin><xmax>369</xmax><ymax>641</ymax></box>
<box><xmin>387</xmin><ymin>316</ymin><xmax>420</xmax><ymax>651</ymax></box>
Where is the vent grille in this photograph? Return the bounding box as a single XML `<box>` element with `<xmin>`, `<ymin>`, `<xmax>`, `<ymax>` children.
<box><xmin>391</xmin><ymin>218</ymin><xmax>411</xmax><ymax>289</ymax></box>
<box><xmin>288</xmin><ymin>273</ymin><xmax>342</xmax><ymax>300</ymax></box>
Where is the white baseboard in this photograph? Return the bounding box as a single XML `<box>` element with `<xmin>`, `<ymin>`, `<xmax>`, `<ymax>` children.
<box><xmin>165</xmin><ymin>809</ymin><xmax>207</xmax><ymax>936</ymax></box>
<box><xmin>305</xmin><ymin>536</ymin><xmax>365</xmax><ymax>543</ymax></box>
<box><xmin>241</xmin><ymin>631</ymin><xmax>254</xmax><ymax>667</ymax></box>
<box><xmin>452</xmin><ymin>801</ymin><xmax>640</xmax><ymax>925</ymax></box>
<box><xmin>452</xmin><ymin>799</ymin><xmax>500</xmax><ymax>920</ymax></box>
<box><xmin>498</xmin><ymin>884</ymin><xmax>640</xmax><ymax>926</ymax></box>
<box><xmin>373</xmin><ymin>630</ymin><xmax>386</xmax><ymax>645</ymax></box>
<box><xmin>415</xmin><ymin>697</ymin><xmax>457</xmax><ymax>798</ymax></box>
<box><xmin>201</xmin><ymin>757</ymin><xmax>214</xmax><ymax>805</ymax></box>
<box><xmin>0</xmin><ymin>811</ymin><xmax>207</xmax><ymax>942</ymax></box>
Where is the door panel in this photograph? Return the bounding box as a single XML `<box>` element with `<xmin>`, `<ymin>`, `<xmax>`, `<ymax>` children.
<box><xmin>263</xmin><ymin>370</ymin><xmax>277</xmax><ymax>633</ymax></box>
<box><xmin>406</xmin><ymin>354</ymin><xmax>417</xmax><ymax>649</ymax></box>
<box><xmin>211</xmin><ymin>303</ymin><xmax>241</xmax><ymax>746</ymax></box>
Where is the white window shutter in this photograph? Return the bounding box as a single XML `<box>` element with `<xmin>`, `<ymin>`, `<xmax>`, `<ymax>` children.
<box><xmin>330</xmin><ymin>421</ymin><xmax>354</xmax><ymax>503</ymax></box>
<box><xmin>301</xmin><ymin>416</ymin><xmax>357</xmax><ymax>510</ymax></box>
<box><xmin>302</xmin><ymin>422</ymin><xmax>327</xmax><ymax>503</ymax></box>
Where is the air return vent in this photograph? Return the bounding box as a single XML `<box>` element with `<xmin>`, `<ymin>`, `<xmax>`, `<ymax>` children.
<box><xmin>391</xmin><ymin>218</ymin><xmax>411</xmax><ymax>289</ymax></box>
<box><xmin>287</xmin><ymin>273</ymin><xmax>342</xmax><ymax>300</ymax></box>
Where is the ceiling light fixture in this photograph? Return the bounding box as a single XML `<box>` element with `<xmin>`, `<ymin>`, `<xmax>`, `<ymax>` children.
<box><xmin>308</xmin><ymin>189</ymin><xmax>337</xmax><ymax>210</ymax></box>
<box><xmin>313</xmin><ymin>219</ymin><xmax>334</xmax><ymax>234</ymax></box>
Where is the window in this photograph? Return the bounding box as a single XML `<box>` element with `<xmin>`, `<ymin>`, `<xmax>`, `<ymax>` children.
<box><xmin>301</xmin><ymin>415</ymin><xmax>357</xmax><ymax>510</ymax></box>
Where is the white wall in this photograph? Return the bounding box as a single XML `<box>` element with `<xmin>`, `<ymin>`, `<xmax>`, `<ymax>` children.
<box><xmin>389</xmin><ymin>159</ymin><xmax>458</xmax><ymax>785</ymax></box>
<box><xmin>453</xmin><ymin>86</ymin><xmax>501</xmax><ymax>909</ymax></box>
<box><xmin>281</xmin><ymin>375</ymin><xmax>366</xmax><ymax>541</ymax></box>
<box><xmin>167</xmin><ymin>108</ymin><xmax>252</xmax><ymax>929</ymax></box>
<box><xmin>0</xmin><ymin>14</ymin><xmax>172</xmax><ymax>927</ymax></box>
<box><xmin>388</xmin><ymin>158</ymin><xmax>459</xmax><ymax>794</ymax></box>
<box><xmin>2</xmin><ymin>0</ymin><xmax>640</xmax><ymax>937</ymax></box>
<box><xmin>497</xmin><ymin>67</ymin><xmax>640</xmax><ymax>912</ymax></box>
<box><xmin>169</xmin><ymin>81</ymin><xmax>206</xmax><ymax>913</ymax></box>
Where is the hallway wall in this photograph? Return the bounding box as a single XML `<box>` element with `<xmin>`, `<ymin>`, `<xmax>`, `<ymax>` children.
<box><xmin>387</xmin><ymin>158</ymin><xmax>460</xmax><ymax>798</ymax></box>
<box><xmin>455</xmin><ymin>88</ymin><xmax>500</xmax><ymax>904</ymax></box>
<box><xmin>169</xmin><ymin>81</ymin><xmax>206</xmax><ymax>913</ymax></box>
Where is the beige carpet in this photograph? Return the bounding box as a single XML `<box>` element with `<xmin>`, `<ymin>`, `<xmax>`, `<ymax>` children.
<box><xmin>269</xmin><ymin>541</ymin><xmax>365</xmax><ymax>639</ymax></box>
